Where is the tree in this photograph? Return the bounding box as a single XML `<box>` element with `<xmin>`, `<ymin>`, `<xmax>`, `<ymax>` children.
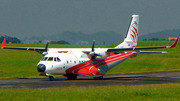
<box><xmin>0</xmin><ymin>35</ymin><xmax>22</xmax><ymax>43</ymax></box>
<box><xmin>148</xmin><ymin>38</ymin><xmax>159</xmax><ymax>41</ymax></box>
<box><xmin>50</xmin><ymin>40</ymin><xmax>70</xmax><ymax>44</ymax></box>
<box><xmin>38</xmin><ymin>40</ymin><xmax>42</xmax><ymax>44</ymax></box>
<box><xmin>143</xmin><ymin>39</ymin><xmax>147</xmax><ymax>41</ymax></box>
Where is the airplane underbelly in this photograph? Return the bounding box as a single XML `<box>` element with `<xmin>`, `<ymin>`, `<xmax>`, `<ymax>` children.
<box><xmin>99</xmin><ymin>57</ymin><xmax>129</xmax><ymax>72</ymax></box>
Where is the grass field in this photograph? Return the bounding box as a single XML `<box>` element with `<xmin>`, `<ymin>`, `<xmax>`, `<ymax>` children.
<box><xmin>0</xmin><ymin>41</ymin><xmax>180</xmax><ymax>79</ymax></box>
<box><xmin>0</xmin><ymin>41</ymin><xmax>180</xmax><ymax>101</ymax></box>
<box><xmin>0</xmin><ymin>83</ymin><xmax>180</xmax><ymax>101</ymax></box>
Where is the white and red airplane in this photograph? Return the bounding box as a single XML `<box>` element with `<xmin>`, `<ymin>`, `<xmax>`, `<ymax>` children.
<box><xmin>1</xmin><ymin>15</ymin><xmax>179</xmax><ymax>81</ymax></box>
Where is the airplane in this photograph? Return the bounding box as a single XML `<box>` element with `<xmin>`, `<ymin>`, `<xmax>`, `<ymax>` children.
<box><xmin>1</xmin><ymin>15</ymin><xmax>179</xmax><ymax>81</ymax></box>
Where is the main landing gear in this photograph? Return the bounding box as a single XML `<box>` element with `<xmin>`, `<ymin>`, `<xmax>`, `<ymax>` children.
<box><xmin>93</xmin><ymin>76</ymin><xmax>103</xmax><ymax>80</ymax></box>
<box><xmin>44</xmin><ymin>74</ymin><xmax>103</xmax><ymax>81</ymax></box>
<box><xmin>66</xmin><ymin>74</ymin><xmax>77</xmax><ymax>80</ymax></box>
<box><xmin>47</xmin><ymin>74</ymin><xmax>78</xmax><ymax>81</ymax></box>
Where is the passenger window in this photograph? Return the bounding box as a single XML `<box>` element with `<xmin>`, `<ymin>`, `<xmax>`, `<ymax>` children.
<box><xmin>48</xmin><ymin>57</ymin><xmax>53</xmax><ymax>61</ymax></box>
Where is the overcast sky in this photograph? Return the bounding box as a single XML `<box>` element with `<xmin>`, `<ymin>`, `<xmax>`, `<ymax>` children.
<box><xmin>0</xmin><ymin>0</ymin><xmax>180</xmax><ymax>39</ymax></box>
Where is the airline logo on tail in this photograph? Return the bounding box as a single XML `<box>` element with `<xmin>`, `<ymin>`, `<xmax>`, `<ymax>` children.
<box><xmin>130</xmin><ymin>21</ymin><xmax>138</xmax><ymax>43</ymax></box>
<box><xmin>115</xmin><ymin>15</ymin><xmax>139</xmax><ymax>48</ymax></box>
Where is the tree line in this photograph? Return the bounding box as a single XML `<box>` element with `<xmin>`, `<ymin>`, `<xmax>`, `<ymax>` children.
<box><xmin>50</xmin><ymin>40</ymin><xmax>70</xmax><ymax>44</ymax></box>
<box><xmin>143</xmin><ymin>38</ymin><xmax>175</xmax><ymax>41</ymax></box>
<box><xmin>0</xmin><ymin>35</ymin><xmax>70</xmax><ymax>44</ymax></box>
<box><xmin>0</xmin><ymin>36</ymin><xmax>22</xmax><ymax>43</ymax></box>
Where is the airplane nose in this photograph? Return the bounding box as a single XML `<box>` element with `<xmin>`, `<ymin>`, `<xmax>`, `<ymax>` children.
<box><xmin>37</xmin><ymin>64</ymin><xmax>46</xmax><ymax>72</ymax></box>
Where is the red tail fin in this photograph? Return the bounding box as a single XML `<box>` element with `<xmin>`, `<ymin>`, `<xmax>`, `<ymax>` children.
<box><xmin>1</xmin><ymin>38</ymin><xmax>6</xmax><ymax>48</ymax></box>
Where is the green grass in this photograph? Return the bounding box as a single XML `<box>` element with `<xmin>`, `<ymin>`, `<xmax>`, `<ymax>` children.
<box><xmin>0</xmin><ymin>41</ymin><xmax>180</xmax><ymax>79</ymax></box>
<box><xmin>0</xmin><ymin>41</ymin><xmax>180</xmax><ymax>101</ymax></box>
<box><xmin>0</xmin><ymin>83</ymin><xmax>180</xmax><ymax>101</ymax></box>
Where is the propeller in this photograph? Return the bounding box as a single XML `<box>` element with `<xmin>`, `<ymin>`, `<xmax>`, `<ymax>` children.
<box><xmin>92</xmin><ymin>40</ymin><xmax>95</xmax><ymax>52</ymax></box>
<box><xmin>89</xmin><ymin>40</ymin><xmax>103</xmax><ymax>65</ymax></box>
<box><xmin>45</xmin><ymin>41</ymin><xmax>49</xmax><ymax>52</ymax></box>
<box><xmin>82</xmin><ymin>40</ymin><xmax>101</xmax><ymax>59</ymax></box>
<box><xmin>38</xmin><ymin>41</ymin><xmax>49</xmax><ymax>56</ymax></box>
<box><xmin>89</xmin><ymin>40</ymin><xmax>96</xmax><ymax>59</ymax></box>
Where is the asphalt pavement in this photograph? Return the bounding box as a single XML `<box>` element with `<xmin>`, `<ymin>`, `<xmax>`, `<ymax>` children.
<box><xmin>0</xmin><ymin>71</ymin><xmax>180</xmax><ymax>89</ymax></box>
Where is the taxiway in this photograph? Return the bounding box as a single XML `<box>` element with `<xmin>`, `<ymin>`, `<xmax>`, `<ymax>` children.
<box><xmin>0</xmin><ymin>71</ymin><xmax>180</xmax><ymax>89</ymax></box>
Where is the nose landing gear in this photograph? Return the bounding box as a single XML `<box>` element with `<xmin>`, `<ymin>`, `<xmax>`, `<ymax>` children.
<box><xmin>49</xmin><ymin>76</ymin><xmax>54</xmax><ymax>81</ymax></box>
<box><xmin>40</xmin><ymin>73</ymin><xmax>55</xmax><ymax>81</ymax></box>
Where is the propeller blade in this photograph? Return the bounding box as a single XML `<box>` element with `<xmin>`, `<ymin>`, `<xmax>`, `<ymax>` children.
<box><xmin>82</xmin><ymin>40</ymin><xmax>101</xmax><ymax>63</ymax></box>
<box><xmin>92</xmin><ymin>40</ymin><xmax>95</xmax><ymax>52</ymax></box>
<box><xmin>45</xmin><ymin>41</ymin><xmax>49</xmax><ymax>52</ymax></box>
<box><xmin>39</xmin><ymin>41</ymin><xmax>49</xmax><ymax>56</ymax></box>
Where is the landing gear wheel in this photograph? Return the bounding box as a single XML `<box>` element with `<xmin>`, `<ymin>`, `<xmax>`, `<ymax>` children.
<box><xmin>49</xmin><ymin>76</ymin><xmax>54</xmax><ymax>81</ymax></box>
<box><xmin>93</xmin><ymin>76</ymin><xmax>103</xmax><ymax>80</ymax></box>
<box><xmin>67</xmin><ymin>74</ymin><xmax>77</xmax><ymax>80</ymax></box>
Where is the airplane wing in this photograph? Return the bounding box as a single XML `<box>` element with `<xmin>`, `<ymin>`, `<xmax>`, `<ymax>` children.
<box><xmin>1</xmin><ymin>38</ymin><xmax>47</xmax><ymax>54</ymax></box>
<box><xmin>1</xmin><ymin>37</ymin><xmax>178</xmax><ymax>55</ymax></box>
<box><xmin>2</xmin><ymin>46</ymin><xmax>46</xmax><ymax>51</ymax></box>
<box><xmin>107</xmin><ymin>37</ymin><xmax>179</xmax><ymax>53</ymax></box>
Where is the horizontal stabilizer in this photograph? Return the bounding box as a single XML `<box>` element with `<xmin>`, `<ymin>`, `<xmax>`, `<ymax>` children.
<box><xmin>107</xmin><ymin>37</ymin><xmax>178</xmax><ymax>53</ymax></box>
<box><xmin>139</xmin><ymin>51</ymin><xmax>167</xmax><ymax>54</ymax></box>
<box><xmin>107</xmin><ymin>46</ymin><xmax>167</xmax><ymax>52</ymax></box>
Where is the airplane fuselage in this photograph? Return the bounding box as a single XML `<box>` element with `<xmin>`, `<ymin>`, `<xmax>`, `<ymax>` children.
<box><xmin>37</xmin><ymin>48</ymin><xmax>135</xmax><ymax>77</ymax></box>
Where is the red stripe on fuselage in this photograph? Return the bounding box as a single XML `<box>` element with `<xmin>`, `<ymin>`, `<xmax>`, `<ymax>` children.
<box><xmin>65</xmin><ymin>52</ymin><xmax>134</xmax><ymax>76</ymax></box>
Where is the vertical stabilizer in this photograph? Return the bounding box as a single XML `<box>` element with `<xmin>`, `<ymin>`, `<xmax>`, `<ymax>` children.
<box><xmin>115</xmin><ymin>15</ymin><xmax>139</xmax><ymax>48</ymax></box>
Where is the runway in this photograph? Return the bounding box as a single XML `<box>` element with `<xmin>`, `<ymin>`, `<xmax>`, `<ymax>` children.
<box><xmin>0</xmin><ymin>71</ymin><xmax>180</xmax><ymax>89</ymax></box>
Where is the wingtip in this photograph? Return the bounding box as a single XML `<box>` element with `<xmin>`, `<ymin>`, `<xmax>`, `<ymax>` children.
<box><xmin>170</xmin><ymin>37</ymin><xmax>179</xmax><ymax>48</ymax></box>
<box><xmin>1</xmin><ymin>38</ymin><xmax>6</xmax><ymax>48</ymax></box>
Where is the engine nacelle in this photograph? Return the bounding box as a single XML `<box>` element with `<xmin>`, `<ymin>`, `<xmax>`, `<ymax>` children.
<box><xmin>42</xmin><ymin>52</ymin><xmax>48</xmax><ymax>56</ymax></box>
<box><xmin>94</xmin><ymin>49</ymin><xmax>110</xmax><ymax>59</ymax></box>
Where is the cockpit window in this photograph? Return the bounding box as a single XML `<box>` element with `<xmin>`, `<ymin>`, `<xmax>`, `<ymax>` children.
<box><xmin>54</xmin><ymin>57</ymin><xmax>57</xmax><ymax>61</ymax></box>
<box><xmin>54</xmin><ymin>57</ymin><xmax>61</xmax><ymax>62</ymax></box>
<box><xmin>47</xmin><ymin>57</ymin><xmax>53</xmax><ymax>61</ymax></box>
<box><xmin>57</xmin><ymin>57</ymin><xmax>61</xmax><ymax>62</ymax></box>
<box><xmin>45</xmin><ymin>57</ymin><xmax>48</xmax><ymax>61</ymax></box>
<box><xmin>41</xmin><ymin>57</ymin><xmax>45</xmax><ymax>61</ymax></box>
<box><xmin>41</xmin><ymin>57</ymin><xmax>61</xmax><ymax>62</ymax></box>
<box><xmin>41</xmin><ymin>57</ymin><xmax>48</xmax><ymax>61</ymax></box>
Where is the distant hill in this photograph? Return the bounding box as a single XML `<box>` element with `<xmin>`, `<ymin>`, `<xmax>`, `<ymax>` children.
<box><xmin>139</xmin><ymin>29</ymin><xmax>180</xmax><ymax>41</ymax></box>
<box><xmin>23</xmin><ymin>29</ymin><xmax>180</xmax><ymax>44</ymax></box>
<box><xmin>24</xmin><ymin>31</ymin><xmax>124</xmax><ymax>45</ymax></box>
